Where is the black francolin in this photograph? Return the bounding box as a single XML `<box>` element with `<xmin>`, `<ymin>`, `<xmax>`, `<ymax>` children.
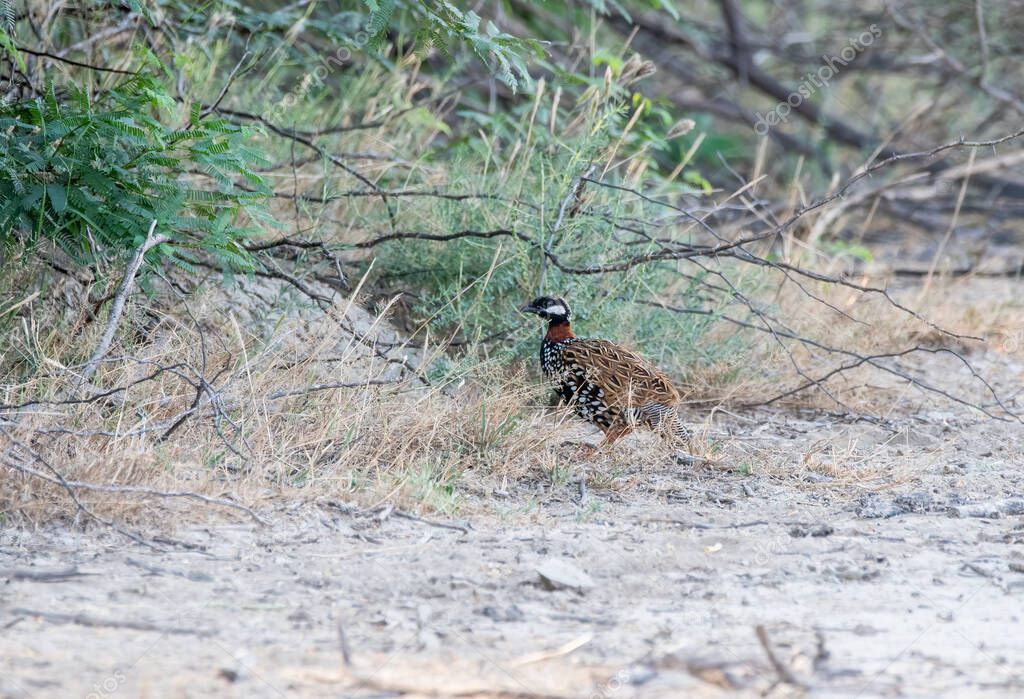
<box><xmin>520</xmin><ymin>296</ymin><xmax>689</xmax><ymax>445</ymax></box>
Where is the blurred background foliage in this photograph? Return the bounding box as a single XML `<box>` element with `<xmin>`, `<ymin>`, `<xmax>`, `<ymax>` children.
<box><xmin>2</xmin><ymin>0</ymin><xmax>1023</xmax><ymax>386</ymax></box>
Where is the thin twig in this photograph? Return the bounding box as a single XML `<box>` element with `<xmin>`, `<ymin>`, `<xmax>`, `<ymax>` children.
<box><xmin>13</xmin><ymin>44</ymin><xmax>138</xmax><ymax>75</ymax></box>
<box><xmin>541</xmin><ymin>164</ymin><xmax>595</xmax><ymax>293</ymax></box>
<box><xmin>267</xmin><ymin>378</ymin><xmax>404</xmax><ymax>400</ymax></box>
<box><xmin>11</xmin><ymin>608</ymin><xmax>214</xmax><ymax>636</ymax></box>
<box><xmin>202</xmin><ymin>50</ymin><xmax>251</xmax><ymax>117</ymax></box>
<box><xmin>388</xmin><ymin>508</ymin><xmax>471</xmax><ymax>534</ymax></box>
<box><xmin>76</xmin><ymin>220</ymin><xmax>168</xmax><ymax>391</ymax></box>
<box><xmin>755</xmin><ymin>624</ymin><xmax>806</xmax><ymax>689</ymax></box>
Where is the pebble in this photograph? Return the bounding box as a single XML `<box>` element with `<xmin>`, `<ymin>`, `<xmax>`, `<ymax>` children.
<box><xmin>536</xmin><ymin>557</ymin><xmax>595</xmax><ymax>592</ymax></box>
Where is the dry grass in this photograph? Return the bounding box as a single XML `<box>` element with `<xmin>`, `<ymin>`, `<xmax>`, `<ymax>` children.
<box><xmin>0</xmin><ymin>267</ymin><xmax>599</xmax><ymax>528</ymax></box>
<box><xmin>687</xmin><ymin>267</ymin><xmax>1024</xmax><ymax>415</ymax></box>
<box><xmin>0</xmin><ymin>230</ymin><xmax>703</xmax><ymax>534</ymax></box>
<box><xmin>3</xmin><ymin>259</ymin><xmax>1021</xmax><ymax>531</ymax></box>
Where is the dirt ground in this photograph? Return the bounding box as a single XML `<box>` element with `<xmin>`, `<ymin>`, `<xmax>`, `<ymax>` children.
<box><xmin>3</xmin><ymin>401</ymin><xmax>1024</xmax><ymax>698</ymax></box>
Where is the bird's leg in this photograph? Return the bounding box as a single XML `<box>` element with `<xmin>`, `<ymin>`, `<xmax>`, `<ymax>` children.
<box><xmin>602</xmin><ymin>423</ymin><xmax>633</xmax><ymax>446</ymax></box>
<box><xmin>665</xmin><ymin>414</ymin><xmax>691</xmax><ymax>445</ymax></box>
<box><xmin>559</xmin><ymin>424</ymin><xmax>628</xmax><ymax>459</ymax></box>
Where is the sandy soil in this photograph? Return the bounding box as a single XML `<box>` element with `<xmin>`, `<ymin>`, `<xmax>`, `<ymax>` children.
<box><xmin>3</xmin><ymin>406</ymin><xmax>1023</xmax><ymax>699</ymax></box>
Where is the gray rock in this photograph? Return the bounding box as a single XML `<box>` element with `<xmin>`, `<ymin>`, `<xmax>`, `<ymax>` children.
<box><xmin>854</xmin><ymin>494</ymin><xmax>904</xmax><ymax>519</ymax></box>
<box><xmin>674</xmin><ymin>451</ymin><xmax>703</xmax><ymax>466</ymax></box>
<box><xmin>790</xmin><ymin>523</ymin><xmax>835</xmax><ymax>537</ymax></box>
<box><xmin>536</xmin><ymin>557</ymin><xmax>595</xmax><ymax>592</ymax></box>
<box><xmin>480</xmin><ymin>604</ymin><xmax>525</xmax><ymax>622</ymax></box>
<box><xmin>948</xmin><ymin>498</ymin><xmax>1024</xmax><ymax>519</ymax></box>
<box><xmin>894</xmin><ymin>492</ymin><xmax>934</xmax><ymax>513</ymax></box>
<box><xmin>855</xmin><ymin>492</ymin><xmax>936</xmax><ymax>519</ymax></box>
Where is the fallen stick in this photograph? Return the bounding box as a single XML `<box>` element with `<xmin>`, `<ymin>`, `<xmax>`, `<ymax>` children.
<box><xmin>755</xmin><ymin>624</ymin><xmax>806</xmax><ymax>689</ymax></box>
<box><xmin>510</xmin><ymin>633</ymin><xmax>593</xmax><ymax>667</ymax></box>
<box><xmin>1</xmin><ymin>432</ymin><xmax>157</xmax><ymax>550</ymax></box>
<box><xmin>390</xmin><ymin>509</ymin><xmax>471</xmax><ymax>534</ymax></box>
<box><xmin>338</xmin><ymin>620</ymin><xmax>353</xmax><ymax>667</ymax></box>
<box><xmin>1</xmin><ymin>567</ymin><xmax>87</xmax><ymax>582</ymax></box>
<box><xmin>645</xmin><ymin>518</ymin><xmax>771</xmax><ymax>530</ymax></box>
<box><xmin>11</xmin><ymin>608</ymin><xmax>214</xmax><ymax>636</ymax></box>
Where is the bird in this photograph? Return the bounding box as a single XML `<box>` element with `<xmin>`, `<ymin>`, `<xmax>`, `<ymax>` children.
<box><xmin>519</xmin><ymin>295</ymin><xmax>689</xmax><ymax>445</ymax></box>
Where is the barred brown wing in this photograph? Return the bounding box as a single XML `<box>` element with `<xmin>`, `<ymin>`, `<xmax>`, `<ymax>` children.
<box><xmin>555</xmin><ymin>339</ymin><xmax>680</xmax><ymax>409</ymax></box>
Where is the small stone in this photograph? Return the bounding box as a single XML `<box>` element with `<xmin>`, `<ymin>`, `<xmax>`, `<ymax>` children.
<box><xmin>675</xmin><ymin>451</ymin><xmax>702</xmax><ymax>466</ymax></box>
<box><xmin>536</xmin><ymin>558</ymin><xmax>595</xmax><ymax>592</ymax></box>
<box><xmin>792</xmin><ymin>524</ymin><xmax>835</xmax><ymax>537</ymax></box>
<box><xmin>894</xmin><ymin>492</ymin><xmax>933</xmax><ymax>513</ymax></box>
<box><xmin>948</xmin><ymin>498</ymin><xmax>1024</xmax><ymax>518</ymax></box>
<box><xmin>811</xmin><ymin>524</ymin><xmax>835</xmax><ymax>537</ymax></box>
<box><xmin>854</xmin><ymin>494</ymin><xmax>901</xmax><ymax>519</ymax></box>
<box><xmin>287</xmin><ymin>609</ymin><xmax>312</xmax><ymax>627</ymax></box>
<box><xmin>855</xmin><ymin>492</ymin><xmax>933</xmax><ymax>519</ymax></box>
<box><xmin>480</xmin><ymin>605</ymin><xmax>525</xmax><ymax>622</ymax></box>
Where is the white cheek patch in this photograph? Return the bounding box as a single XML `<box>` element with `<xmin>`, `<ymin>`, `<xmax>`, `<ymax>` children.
<box><xmin>545</xmin><ymin>304</ymin><xmax>567</xmax><ymax>316</ymax></box>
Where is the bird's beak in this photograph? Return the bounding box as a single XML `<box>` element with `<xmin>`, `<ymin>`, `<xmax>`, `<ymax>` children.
<box><xmin>519</xmin><ymin>303</ymin><xmax>538</xmax><ymax>314</ymax></box>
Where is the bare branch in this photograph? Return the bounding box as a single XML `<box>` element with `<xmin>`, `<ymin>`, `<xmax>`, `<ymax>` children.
<box><xmin>76</xmin><ymin>221</ymin><xmax>168</xmax><ymax>391</ymax></box>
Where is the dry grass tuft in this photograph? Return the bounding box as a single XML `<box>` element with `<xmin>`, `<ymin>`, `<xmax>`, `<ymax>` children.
<box><xmin>3</xmin><ymin>246</ymin><xmax>1021</xmax><ymax>531</ymax></box>
<box><xmin>0</xmin><ymin>271</ymin><xmax>570</xmax><ymax>528</ymax></box>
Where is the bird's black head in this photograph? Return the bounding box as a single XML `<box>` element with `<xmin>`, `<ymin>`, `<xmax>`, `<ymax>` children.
<box><xmin>519</xmin><ymin>296</ymin><xmax>571</xmax><ymax>324</ymax></box>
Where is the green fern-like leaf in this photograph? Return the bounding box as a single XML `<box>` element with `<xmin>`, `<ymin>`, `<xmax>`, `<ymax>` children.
<box><xmin>2</xmin><ymin>0</ymin><xmax>14</xmax><ymax>35</ymax></box>
<box><xmin>0</xmin><ymin>70</ymin><xmax>269</xmax><ymax>274</ymax></box>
